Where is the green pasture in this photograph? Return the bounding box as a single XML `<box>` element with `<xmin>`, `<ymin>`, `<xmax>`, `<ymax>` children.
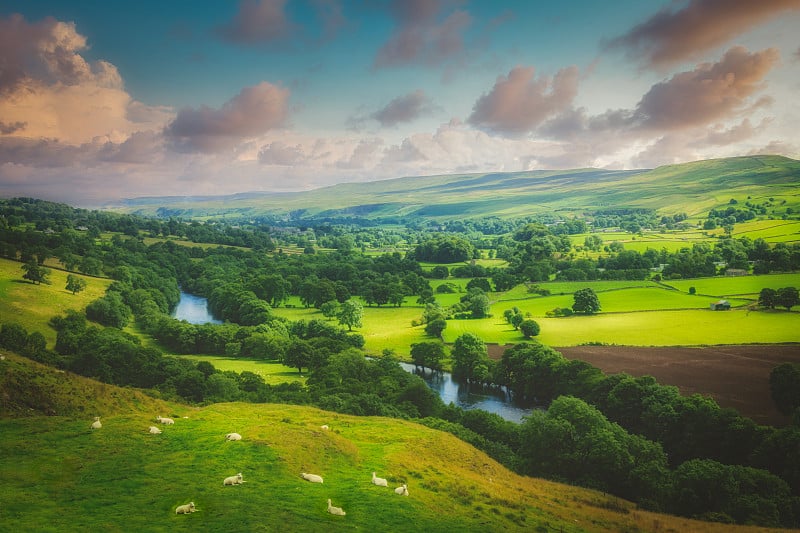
<box><xmin>442</xmin><ymin>308</ymin><xmax>799</xmax><ymax>347</ymax></box>
<box><xmin>175</xmin><ymin>355</ymin><xmax>306</xmax><ymax>385</ymax></box>
<box><xmin>0</xmin><ymin>257</ymin><xmax>110</xmax><ymax>346</ymax></box>
<box><xmin>3</xmin><ymin>354</ymin><xmax>717</xmax><ymax>533</ymax></box>
<box><xmin>662</xmin><ymin>273</ymin><xmax>800</xmax><ymax>297</ymax></box>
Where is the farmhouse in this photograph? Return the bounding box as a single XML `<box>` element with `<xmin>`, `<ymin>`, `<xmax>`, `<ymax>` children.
<box><xmin>710</xmin><ymin>300</ymin><xmax>731</xmax><ymax>311</ymax></box>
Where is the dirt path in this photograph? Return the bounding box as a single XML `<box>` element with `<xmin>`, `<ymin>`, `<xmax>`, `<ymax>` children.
<box><xmin>487</xmin><ymin>344</ymin><xmax>800</xmax><ymax>427</ymax></box>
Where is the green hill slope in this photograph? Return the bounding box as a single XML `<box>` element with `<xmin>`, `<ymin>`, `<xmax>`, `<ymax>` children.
<box><xmin>0</xmin><ymin>353</ymin><xmax>780</xmax><ymax>532</ymax></box>
<box><xmin>115</xmin><ymin>155</ymin><xmax>800</xmax><ymax>221</ymax></box>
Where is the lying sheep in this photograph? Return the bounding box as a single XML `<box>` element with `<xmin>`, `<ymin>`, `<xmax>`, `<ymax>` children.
<box><xmin>301</xmin><ymin>472</ymin><xmax>323</xmax><ymax>483</ymax></box>
<box><xmin>223</xmin><ymin>472</ymin><xmax>244</xmax><ymax>486</ymax></box>
<box><xmin>371</xmin><ymin>472</ymin><xmax>388</xmax><ymax>487</ymax></box>
<box><xmin>225</xmin><ymin>432</ymin><xmax>242</xmax><ymax>441</ymax></box>
<box><xmin>394</xmin><ymin>483</ymin><xmax>409</xmax><ymax>496</ymax></box>
<box><xmin>175</xmin><ymin>502</ymin><xmax>195</xmax><ymax>514</ymax></box>
<box><xmin>156</xmin><ymin>416</ymin><xmax>174</xmax><ymax>425</ymax></box>
<box><xmin>327</xmin><ymin>498</ymin><xmax>346</xmax><ymax>516</ymax></box>
<box><xmin>91</xmin><ymin>417</ymin><xmax>102</xmax><ymax>429</ymax></box>
<box><xmin>148</xmin><ymin>426</ymin><xmax>162</xmax><ymax>434</ymax></box>
<box><xmin>320</xmin><ymin>424</ymin><xmax>329</xmax><ymax>430</ymax></box>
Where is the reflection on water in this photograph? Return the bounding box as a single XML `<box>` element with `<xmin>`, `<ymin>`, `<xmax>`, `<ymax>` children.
<box><xmin>172</xmin><ymin>292</ymin><xmax>222</xmax><ymax>325</ymax></box>
<box><xmin>397</xmin><ymin>361</ymin><xmax>532</xmax><ymax>424</ymax></box>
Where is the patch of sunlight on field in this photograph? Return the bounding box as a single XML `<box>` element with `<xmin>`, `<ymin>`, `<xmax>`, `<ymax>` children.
<box><xmin>534</xmin><ymin>309</ymin><xmax>800</xmax><ymax>346</ymax></box>
<box><xmin>663</xmin><ymin>273</ymin><xmax>800</xmax><ymax>296</ymax></box>
<box><xmin>177</xmin><ymin>355</ymin><xmax>306</xmax><ymax>385</ymax></box>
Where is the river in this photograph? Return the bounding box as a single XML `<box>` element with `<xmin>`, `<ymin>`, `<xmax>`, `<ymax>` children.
<box><xmin>173</xmin><ymin>291</ymin><xmax>531</xmax><ymax>423</ymax></box>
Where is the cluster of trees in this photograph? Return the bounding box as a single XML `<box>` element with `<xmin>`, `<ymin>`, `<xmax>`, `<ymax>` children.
<box><xmin>759</xmin><ymin>286</ymin><xmax>799</xmax><ymax>310</ymax></box>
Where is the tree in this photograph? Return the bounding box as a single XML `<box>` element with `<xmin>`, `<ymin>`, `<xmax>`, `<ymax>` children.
<box><xmin>770</xmin><ymin>363</ymin><xmax>800</xmax><ymax>416</ymax></box>
<box><xmin>21</xmin><ymin>260</ymin><xmax>51</xmax><ymax>285</ymax></box>
<box><xmin>65</xmin><ymin>274</ymin><xmax>87</xmax><ymax>295</ymax></box>
<box><xmin>776</xmin><ymin>286</ymin><xmax>799</xmax><ymax>311</ymax></box>
<box><xmin>759</xmin><ymin>288</ymin><xmax>778</xmax><ymax>309</ymax></box>
<box><xmin>510</xmin><ymin>313</ymin><xmax>524</xmax><ymax>330</ymax></box>
<box><xmin>519</xmin><ymin>319</ymin><xmax>540</xmax><ymax>339</ymax></box>
<box><xmin>572</xmin><ymin>287</ymin><xmax>601</xmax><ymax>315</ymax></box>
<box><xmin>320</xmin><ymin>300</ymin><xmax>340</xmax><ymax>320</ymax></box>
<box><xmin>284</xmin><ymin>338</ymin><xmax>313</xmax><ymax>374</ymax></box>
<box><xmin>337</xmin><ymin>299</ymin><xmax>363</xmax><ymax>331</ymax></box>
<box><xmin>451</xmin><ymin>332</ymin><xmax>490</xmax><ymax>382</ymax></box>
<box><xmin>425</xmin><ymin>317</ymin><xmax>447</xmax><ymax>338</ymax></box>
<box><xmin>410</xmin><ymin>341</ymin><xmax>445</xmax><ymax>371</ymax></box>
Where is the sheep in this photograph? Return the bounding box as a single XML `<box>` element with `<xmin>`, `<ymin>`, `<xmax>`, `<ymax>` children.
<box><xmin>223</xmin><ymin>472</ymin><xmax>244</xmax><ymax>486</ymax></box>
<box><xmin>156</xmin><ymin>416</ymin><xmax>174</xmax><ymax>425</ymax></box>
<box><xmin>301</xmin><ymin>472</ymin><xmax>323</xmax><ymax>483</ymax></box>
<box><xmin>91</xmin><ymin>417</ymin><xmax>102</xmax><ymax>429</ymax></box>
<box><xmin>371</xmin><ymin>472</ymin><xmax>388</xmax><ymax>487</ymax></box>
<box><xmin>320</xmin><ymin>424</ymin><xmax>329</xmax><ymax>430</ymax></box>
<box><xmin>394</xmin><ymin>483</ymin><xmax>408</xmax><ymax>496</ymax></box>
<box><xmin>327</xmin><ymin>498</ymin><xmax>345</xmax><ymax>516</ymax></box>
<box><xmin>175</xmin><ymin>502</ymin><xmax>196</xmax><ymax>514</ymax></box>
<box><xmin>225</xmin><ymin>432</ymin><xmax>242</xmax><ymax>441</ymax></box>
<box><xmin>148</xmin><ymin>426</ymin><xmax>162</xmax><ymax>434</ymax></box>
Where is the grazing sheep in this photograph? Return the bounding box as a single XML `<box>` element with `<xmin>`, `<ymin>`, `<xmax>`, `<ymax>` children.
<box><xmin>225</xmin><ymin>432</ymin><xmax>242</xmax><ymax>441</ymax></box>
<box><xmin>327</xmin><ymin>498</ymin><xmax>345</xmax><ymax>516</ymax></box>
<box><xmin>91</xmin><ymin>417</ymin><xmax>102</xmax><ymax>429</ymax></box>
<box><xmin>148</xmin><ymin>426</ymin><xmax>162</xmax><ymax>434</ymax></box>
<box><xmin>320</xmin><ymin>424</ymin><xmax>329</xmax><ymax>430</ymax></box>
<box><xmin>394</xmin><ymin>483</ymin><xmax>408</xmax><ymax>496</ymax></box>
<box><xmin>0</xmin><ymin>355</ymin><xmax>5</xmax><ymax>360</ymax></box>
<box><xmin>156</xmin><ymin>416</ymin><xmax>174</xmax><ymax>425</ymax></box>
<box><xmin>301</xmin><ymin>472</ymin><xmax>323</xmax><ymax>483</ymax></box>
<box><xmin>175</xmin><ymin>502</ymin><xmax>196</xmax><ymax>514</ymax></box>
<box><xmin>371</xmin><ymin>472</ymin><xmax>388</xmax><ymax>487</ymax></box>
<box><xmin>223</xmin><ymin>472</ymin><xmax>244</xmax><ymax>486</ymax></box>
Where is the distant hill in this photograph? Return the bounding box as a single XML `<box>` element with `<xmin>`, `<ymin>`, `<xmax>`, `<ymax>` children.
<box><xmin>0</xmin><ymin>351</ymin><xmax>757</xmax><ymax>532</ymax></box>
<box><xmin>111</xmin><ymin>155</ymin><xmax>800</xmax><ymax>221</ymax></box>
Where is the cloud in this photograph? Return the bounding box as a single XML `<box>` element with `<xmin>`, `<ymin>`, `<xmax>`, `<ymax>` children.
<box><xmin>635</xmin><ymin>46</ymin><xmax>780</xmax><ymax>130</ymax></box>
<box><xmin>467</xmin><ymin>66</ymin><xmax>580</xmax><ymax>136</ymax></box>
<box><xmin>0</xmin><ymin>14</ymin><xmax>173</xmax><ymax>145</ymax></box>
<box><xmin>216</xmin><ymin>0</ymin><xmax>293</xmax><ymax>45</ymax></box>
<box><xmin>608</xmin><ymin>0</ymin><xmax>800</xmax><ymax>69</ymax></box>
<box><xmin>258</xmin><ymin>141</ymin><xmax>306</xmax><ymax>165</ymax></box>
<box><xmin>371</xmin><ymin>90</ymin><xmax>437</xmax><ymax>127</ymax></box>
<box><xmin>164</xmin><ymin>82</ymin><xmax>290</xmax><ymax>152</ymax></box>
<box><xmin>374</xmin><ymin>0</ymin><xmax>472</xmax><ymax>68</ymax></box>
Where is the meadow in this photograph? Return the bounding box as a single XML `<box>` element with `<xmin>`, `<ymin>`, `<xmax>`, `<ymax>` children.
<box><xmin>0</xmin><ymin>352</ymin><xmax>773</xmax><ymax>533</ymax></box>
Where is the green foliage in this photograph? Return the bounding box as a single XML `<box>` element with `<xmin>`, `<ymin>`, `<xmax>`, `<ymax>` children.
<box><xmin>410</xmin><ymin>341</ymin><xmax>445</xmax><ymax>371</ymax></box>
<box><xmin>412</xmin><ymin>235</ymin><xmax>475</xmax><ymax>263</ymax></box>
<box><xmin>572</xmin><ymin>287</ymin><xmax>600</xmax><ymax>315</ymax></box>
<box><xmin>85</xmin><ymin>292</ymin><xmax>131</xmax><ymax>328</ymax></box>
<box><xmin>65</xmin><ymin>274</ymin><xmax>87</xmax><ymax>295</ymax></box>
<box><xmin>21</xmin><ymin>260</ymin><xmax>51</xmax><ymax>285</ymax></box>
<box><xmin>337</xmin><ymin>299</ymin><xmax>363</xmax><ymax>331</ymax></box>
<box><xmin>770</xmin><ymin>363</ymin><xmax>800</xmax><ymax>416</ymax></box>
<box><xmin>451</xmin><ymin>332</ymin><xmax>491</xmax><ymax>383</ymax></box>
<box><xmin>519</xmin><ymin>319</ymin><xmax>540</xmax><ymax>339</ymax></box>
<box><xmin>424</xmin><ymin>317</ymin><xmax>447</xmax><ymax>338</ymax></box>
<box><xmin>776</xmin><ymin>286</ymin><xmax>799</xmax><ymax>310</ymax></box>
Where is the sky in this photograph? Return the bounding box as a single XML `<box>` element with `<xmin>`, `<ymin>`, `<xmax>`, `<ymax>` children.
<box><xmin>0</xmin><ymin>0</ymin><xmax>799</xmax><ymax>206</ymax></box>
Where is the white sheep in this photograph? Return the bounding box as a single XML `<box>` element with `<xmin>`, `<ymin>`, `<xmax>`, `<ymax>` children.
<box><xmin>175</xmin><ymin>502</ymin><xmax>196</xmax><ymax>514</ymax></box>
<box><xmin>301</xmin><ymin>472</ymin><xmax>323</xmax><ymax>483</ymax></box>
<box><xmin>148</xmin><ymin>426</ymin><xmax>162</xmax><ymax>434</ymax></box>
<box><xmin>320</xmin><ymin>424</ymin><xmax>329</xmax><ymax>430</ymax></box>
<box><xmin>327</xmin><ymin>498</ymin><xmax>346</xmax><ymax>516</ymax></box>
<box><xmin>225</xmin><ymin>432</ymin><xmax>242</xmax><ymax>441</ymax></box>
<box><xmin>394</xmin><ymin>483</ymin><xmax>408</xmax><ymax>496</ymax></box>
<box><xmin>371</xmin><ymin>472</ymin><xmax>388</xmax><ymax>487</ymax></box>
<box><xmin>223</xmin><ymin>472</ymin><xmax>244</xmax><ymax>486</ymax></box>
<box><xmin>156</xmin><ymin>416</ymin><xmax>174</xmax><ymax>425</ymax></box>
<box><xmin>91</xmin><ymin>417</ymin><xmax>102</xmax><ymax>429</ymax></box>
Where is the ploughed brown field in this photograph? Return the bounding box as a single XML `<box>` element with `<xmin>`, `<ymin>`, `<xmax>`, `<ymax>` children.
<box><xmin>486</xmin><ymin>344</ymin><xmax>800</xmax><ymax>427</ymax></box>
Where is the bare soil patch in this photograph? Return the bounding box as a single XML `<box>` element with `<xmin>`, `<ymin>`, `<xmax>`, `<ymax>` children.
<box><xmin>486</xmin><ymin>343</ymin><xmax>800</xmax><ymax>427</ymax></box>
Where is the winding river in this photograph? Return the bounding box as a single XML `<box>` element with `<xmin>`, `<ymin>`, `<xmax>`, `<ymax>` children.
<box><xmin>173</xmin><ymin>291</ymin><xmax>531</xmax><ymax>423</ymax></box>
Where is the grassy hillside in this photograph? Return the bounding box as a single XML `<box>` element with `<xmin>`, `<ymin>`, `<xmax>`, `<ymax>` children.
<box><xmin>0</xmin><ymin>353</ymin><xmax>781</xmax><ymax>532</ymax></box>
<box><xmin>114</xmin><ymin>155</ymin><xmax>800</xmax><ymax>221</ymax></box>
<box><xmin>0</xmin><ymin>258</ymin><xmax>110</xmax><ymax>346</ymax></box>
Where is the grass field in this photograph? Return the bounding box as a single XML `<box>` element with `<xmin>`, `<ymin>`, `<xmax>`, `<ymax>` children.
<box><xmin>177</xmin><ymin>355</ymin><xmax>306</xmax><ymax>385</ymax></box>
<box><xmin>0</xmin><ymin>353</ymin><xmax>769</xmax><ymax>533</ymax></box>
<box><xmin>0</xmin><ymin>258</ymin><xmax>110</xmax><ymax>345</ymax></box>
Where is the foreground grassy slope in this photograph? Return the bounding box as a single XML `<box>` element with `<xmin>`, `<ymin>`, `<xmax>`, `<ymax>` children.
<box><xmin>0</xmin><ymin>353</ymin><xmax>781</xmax><ymax>533</ymax></box>
<box><xmin>116</xmin><ymin>155</ymin><xmax>800</xmax><ymax>220</ymax></box>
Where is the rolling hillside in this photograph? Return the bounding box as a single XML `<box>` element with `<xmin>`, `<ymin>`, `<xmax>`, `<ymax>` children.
<box><xmin>0</xmin><ymin>352</ymin><xmax>780</xmax><ymax>532</ymax></box>
<box><xmin>113</xmin><ymin>155</ymin><xmax>800</xmax><ymax>221</ymax></box>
